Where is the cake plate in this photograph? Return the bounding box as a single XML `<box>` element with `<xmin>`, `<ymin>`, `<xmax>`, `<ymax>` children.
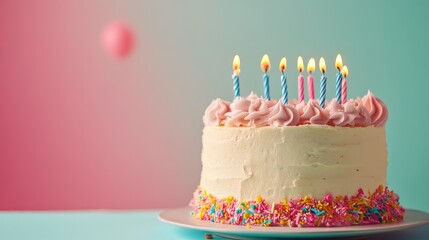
<box><xmin>158</xmin><ymin>207</ymin><xmax>429</xmax><ymax>239</ymax></box>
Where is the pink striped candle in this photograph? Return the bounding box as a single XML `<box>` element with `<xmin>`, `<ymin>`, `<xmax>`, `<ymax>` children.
<box><xmin>297</xmin><ymin>56</ymin><xmax>305</xmax><ymax>102</ymax></box>
<box><xmin>307</xmin><ymin>58</ymin><xmax>315</xmax><ymax>100</ymax></box>
<box><xmin>341</xmin><ymin>66</ymin><xmax>349</xmax><ymax>103</ymax></box>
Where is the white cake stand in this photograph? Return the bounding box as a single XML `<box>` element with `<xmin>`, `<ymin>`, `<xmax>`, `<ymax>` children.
<box><xmin>158</xmin><ymin>207</ymin><xmax>429</xmax><ymax>239</ymax></box>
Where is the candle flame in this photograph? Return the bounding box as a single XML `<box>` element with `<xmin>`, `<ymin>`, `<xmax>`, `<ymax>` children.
<box><xmin>297</xmin><ymin>56</ymin><xmax>304</xmax><ymax>72</ymax></box>
<box><xmin>260</xmin><ymin>54</ymin><xmax>270</xmax><ymax>72</ymax></box>
<box><xmin>233</xmin><ymin>55</ymin><xmax>240</xmax><ymax>75</ymax></box>
<box><xmin>279</xmin><ymin>57</ymin><xmax>287</xmax><ymax>71</ymax></box>
<box><xmin>341</xmin><ymin>65</ymin><xmax>349</xmax><ymax>77</ymax></box>
<box><xmin>307</xmin><ymin>58</ymin><xmax>315</xmax><ymax>73</ymax></box>
<box><xmin>319</xmin><ymin>57</ymin><xmax>326</xmax><ymax>73</ymax></box>
<box><xmin>335</xmin><ymin>54</ymin><xmax>343</xmax><ymax>71</ymax></box>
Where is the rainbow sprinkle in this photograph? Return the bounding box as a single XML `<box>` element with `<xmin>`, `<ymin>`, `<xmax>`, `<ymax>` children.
<box><xmin>189</xmin><ymin>185</ymin><xmax>404</xmax><ymax>227</ymax></box>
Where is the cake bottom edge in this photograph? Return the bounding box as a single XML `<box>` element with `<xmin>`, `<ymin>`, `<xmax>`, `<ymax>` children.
<box><xmin>189</xmin><ymin>185</ymin><xmax>404</xmax><ymax>227</ymax></box>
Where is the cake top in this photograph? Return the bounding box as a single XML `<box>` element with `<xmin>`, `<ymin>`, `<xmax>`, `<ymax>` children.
<box><xmin>203</xmin><ymin>92</ymin><xmax>387</xmax><ymax>127</ymax></box>
<box><xmin>204</xmin><ymin>54</ymin><xmax>388</xmax><ymax>128</ymax></box>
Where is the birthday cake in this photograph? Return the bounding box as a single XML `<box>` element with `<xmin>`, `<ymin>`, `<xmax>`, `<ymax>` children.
<box><xmin>190</xmin><ymin>55</ymin><xmax>404</xmax><ymax>227</ymax></box>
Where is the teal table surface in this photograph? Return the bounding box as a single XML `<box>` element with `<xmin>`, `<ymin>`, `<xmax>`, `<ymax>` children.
<box><xmin>0</xmin><ymin>210</ymin><xmax>428</xmax><ymax>240</ymax></box>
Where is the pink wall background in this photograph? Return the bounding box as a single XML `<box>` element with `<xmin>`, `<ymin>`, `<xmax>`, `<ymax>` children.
<box><xmin>0</xmin><ymin>1</ymin><xmax>201</xmax><ymax>210</ymax></box>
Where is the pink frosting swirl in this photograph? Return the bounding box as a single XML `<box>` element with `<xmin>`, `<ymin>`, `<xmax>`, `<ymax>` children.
<box><xmin>244</xmin><ymin>97</ymin><xmax>272</xmax><ymax>126</ymax></box>
<box><xmin>266</xmin><ymin>99</ymin><xmax>278</xmax><ymax>108</ymax></box>
<box><xmin>351</xmin><ymin>98</ymin><xmax>371</xmax><ymax>127</ymax></box>
<box><xmin>266</xmin><ymin>101</ymin><xmax>299</xmax><ymax>126</ymax></box>
<box><xmin>223</xmin><ymin>93</ymin><xmax>279</xmax><ymax>127</ymax></box>
<box><xmin>361</xmin><ymin>91</ymin><xmax>388</xmax><ymax>127</ymax></box>
<box><xmin>246</xmin><ymin>92</ymin><xmax>259</xmax><ymax>101</ymax></box>
<box><xmin>224</xmin><ymin>97</ymin><xmax>251</xmax><ymax>127</ymax></box>
<box><xmin>203</xmin><ymin>98</ymin><xmax>231</xmax><ymax>126</ymax></box>
<box><xmin>288</xmin><ymin>99</ymin><xmax>301</xmax><ymax>106</ymax></box>
<box><xmin>297</xmin><ymin>100</ymin><xmax>330</xmax><ymax>125</ymax></box>
<box><xmin>326</xmin><ymin>99</ymin><xmax>357</xmax><ymax>127</ymax></box>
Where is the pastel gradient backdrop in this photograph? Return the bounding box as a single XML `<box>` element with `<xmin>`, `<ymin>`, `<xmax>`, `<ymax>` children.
<box><xmin>0</xmin><ymin>0</ymin><xmax>428</xmax><ymax>210</ymax></box>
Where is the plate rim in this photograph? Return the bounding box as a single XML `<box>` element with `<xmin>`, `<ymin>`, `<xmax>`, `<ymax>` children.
<box><xmin>158</xmin><ymin>206</ymin><xmax>429</xmax><ymax>237</ymax></box>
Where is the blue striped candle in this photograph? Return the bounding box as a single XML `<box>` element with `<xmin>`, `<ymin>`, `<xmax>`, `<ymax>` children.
<box><xmin>233</xmin><ymin>74</ymin><xmax>240</xmax><ymax>98</ymax></box>
<box><xmin>335</xmin><ymin>72</ymin><xmax>342</xmax><ymax>103</ymax></box>
<box><xmin>279</xmin><ymin>57</ymin><xmax>288</xmax><ymax>104</ymax></box>
<box><xmin>319</xmin><ymin>57</ymin><xmax>327</xmax><ymax>107</ymax></box>
<box><xmin>281</xmin><ymin>73</ymin><xmax>287</xmax><ymax>104</ymax></box>
<box><xmin>232</xmin><ymin>55</ymin><xmax>241</xmax><ymax>98</ymax></box>
<box><xmin>320</xmin><ymin>74</ymin><xmax>327</xmax><ymax>107</ymax></box>
<box><xmin>263</xmin><ymin>72</ymin><xmax>270</xmax><ymax>100</ymax></box>
<box><xmin>261</xmin><ymin>54</ymin><xmax>271</xmax><ymax>100</ymax></box>
<box><xmin>335</xmin><ymin>54</ymin><xmax>343</xmax><ymax>103</ymax></box>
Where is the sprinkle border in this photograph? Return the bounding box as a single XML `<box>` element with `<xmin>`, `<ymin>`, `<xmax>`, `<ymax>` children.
<box><xmin>190</xmin><ymin>185</ymin><xmax>404</xmax><ymax>227</ymax></box>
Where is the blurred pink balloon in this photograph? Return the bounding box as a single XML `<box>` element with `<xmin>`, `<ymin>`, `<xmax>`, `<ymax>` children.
<box><xmin>102</xmin><ymin>21</ymin><xmax>134</xmax><ymax>58</ymax></box>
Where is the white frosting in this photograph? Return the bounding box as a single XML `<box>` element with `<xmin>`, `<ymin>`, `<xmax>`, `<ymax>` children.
<box><xmin>199</xmin><ymin>125</ymin><xmax>387</xmax><ymax>203</ymax></box>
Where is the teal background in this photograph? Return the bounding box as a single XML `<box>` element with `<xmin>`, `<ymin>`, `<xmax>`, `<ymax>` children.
<box><xmin>151</xmin><ymin>0</ymin><xmax>429</xmax><ymax>211</ymax></box>
<box><xmin>1</xmin><ymin>211</ymin><xmax>428</xmax><ymax>239</ymax></box>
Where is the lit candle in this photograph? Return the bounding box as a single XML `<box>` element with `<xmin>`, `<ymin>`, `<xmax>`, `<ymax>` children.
<box><xmin>319</xmin><ymin>57</ymin><xmax>327</xmax><ymax>108</ymax></box>
<box><xmin>261</xmin><ymin>54</ymin><xmax>271</xmax><ymax>100</ymax></box>
<box><xmin>279</xmin><ymin>57</ymin><xmax>288</xmax><ymax>104</ymax></box>
<box><xmin>341</xmin><ymin>66</ymin><xmax>349</xmax><ymax>103</ymax></box>
<box><xmin>232</xmin><ymin>55</ymin><xmax>240</xmax><ymax>98</ymax></box>
<box><xmin>307</xmin><ymin>58</ymin><xmax>315</xmax><ymax>100</ymax></box>
<box><xmin>335</xmin><ymin>54</ymin><xmax>343</xmax><ymax>103</ymax></box>
<box><xmin>297</xmin><ymin>56</ymin><xmax>305</xmax><ymax>102</ymax></box>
